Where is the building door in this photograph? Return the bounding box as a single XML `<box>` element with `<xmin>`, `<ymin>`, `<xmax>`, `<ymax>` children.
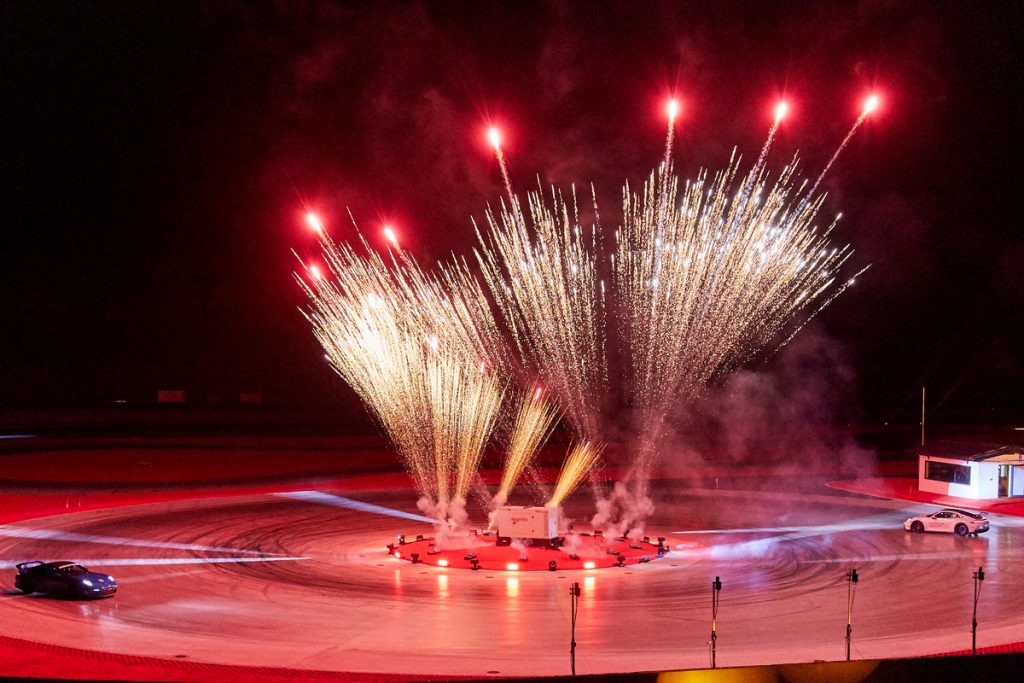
<box><xmin>999</xmin><ymin>465</ymin><xmax>1010</xmax><ymax>497</ymax></box>
<box><xmin>1013</xmin><ymin>466</ymin><xmax>1024</xmax><ymax>497</ymax></box>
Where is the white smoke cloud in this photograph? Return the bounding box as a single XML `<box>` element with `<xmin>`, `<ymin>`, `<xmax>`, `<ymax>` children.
<box><xmin>590</xmin><ymin>481</ymin><xmax>655</xmax><ymax>539</ymax></box>
<box><xmin>417</xmin><ymin>495</ymin><xmax>475</xmax><ymax>549</ymax></box>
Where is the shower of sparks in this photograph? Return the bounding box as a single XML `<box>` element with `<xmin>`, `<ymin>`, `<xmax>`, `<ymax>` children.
<box><xmin>547</xmin><ymin>441</ymin><xmax>604</xmax><ymax>507</ymax></box>
<box><xmin>394</xmin><ymin>254</ymin><xmax>512</xmax><ymax>372</ymax></box>
<box><xmin>297</xmin><ymin>233</ymin><xmax>506</xmax><ymax>518</ymax></box>
<box><xmin>476</xmin><ymin>103</ymin><xmax>870</xmax><ymax>489</ymax></box>
<box><xmin>429</xmin><ymin>350</ymin><xmax>506</xmax><ymax>502</ymax></box>
<box><xmin>475</xmin><ymin>185</ymin><xmax>608</xmax><ymax>441</ymax></box>
<box><xmin>615</xmin><ymin>157</ymin><xmax>867</xmax><ymax>480</ymax></box>
<box><xmin>495</xmin><ymin>384</ymin><xmax>561</xmax><ymax>504</ymax></box>
<box><xmin>299</xmin><ymin>97</ymin><xmax>875</xmax><ymax>527</ymax></box>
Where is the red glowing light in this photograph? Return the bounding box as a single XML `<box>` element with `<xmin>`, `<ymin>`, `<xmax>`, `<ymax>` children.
<box><xmin>863</xmin><ymin>94</ymin><xmax>880</xmax><ymax>114</ymax></box>
<box><xmin>583</xmin><ymin>561</ymin><xmax>596</xmax><ymax>570</ymax></box>
<box><xmin>383</xmin><ymin>225</ymin><xmax>398</xmax><ymax>246</ymax></box>
<box><xmin>479</xmin><ymin>360</ymin><xmax>487</xmax><ymax>374</ymax></box>
<box><xmin>533</xmin><ymin>386</ymin><xmax>543</xmax><ymax>401</ymax></box>
<box><xmin>774</xmin><ymin>101</ymin><xmax>789</xmax><ymax>121</ymax></box>
<box><xmin>306</xmin><ymin>212</ymin><xmax>323</xmax><ymax>232</ymax></box>
<box><xmin>393</xmin><ymin>551</ymin><xmax>402</xmax><ymax>560</ymax></box>
<box><xmin>506</xmin><ymin>563</ymin><xmax>519</xmax><ymax>571</ymax></box>
<box><xmin>437</xmin><ymin>559</ymin><xmax>449</xmax><ymax>567</ymax></box>
<box><xmin>666</xmin><ymin>98</ymin><xmax>680</xmax><ymax>121</ymax></box>
<box><xmin>487</xmin><ymin>126</ymin><xmax>501</xmax><ymax>150</ymax></box>
<box><xmin>309</xmin><ymin>265</ymin><xmax>322</xmax><ymax>281</ymax></box>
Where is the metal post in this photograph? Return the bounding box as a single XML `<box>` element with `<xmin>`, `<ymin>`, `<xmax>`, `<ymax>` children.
<box><xmin>710</xmin><ymin>575</ymin><xmax>722</xmax><ymax>668</ymax></box>
<box><xmin>921</xmin><ymin>386</ymin><xmax>926</xmax><ymax>447</ymax></box>
<box><xmin>972</xmin><ymin>566</ymin><xmax>985</xmax><ymax>655</ymax></box>
<box><xmin>570</xmin><ymin>581</ymin><xmax>580</xmax><ymax>675</ymax></box>
<box><xmin>846</xmin><ymin>568</ymin><xmax>858</xmax><ymax>661</ymax></box>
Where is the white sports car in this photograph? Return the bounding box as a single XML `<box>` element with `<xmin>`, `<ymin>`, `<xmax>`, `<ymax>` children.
<box><xmin>904</xmin><ymin>508</ymin><xmax>989</xmax><ymax>536</ymax></box>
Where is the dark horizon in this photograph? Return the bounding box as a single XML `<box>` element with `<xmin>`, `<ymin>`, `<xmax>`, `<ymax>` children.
<box><xmin>3</xmin><ymin>1</ymin><xmax>1023</xmax><ymax>426</ymax></box>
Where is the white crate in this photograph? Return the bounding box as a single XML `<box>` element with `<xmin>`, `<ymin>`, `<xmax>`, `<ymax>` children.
<box><xmin>495</xmin><ymin>505</ymin><xmax>560</xmax><ymax>541</ymax></box>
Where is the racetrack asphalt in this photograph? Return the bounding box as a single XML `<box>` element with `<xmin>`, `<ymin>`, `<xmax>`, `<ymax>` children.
<box><xmin>3</xmin><ymin>439</ymin><xmax>1023</xmax><ymax>681</ymax></box>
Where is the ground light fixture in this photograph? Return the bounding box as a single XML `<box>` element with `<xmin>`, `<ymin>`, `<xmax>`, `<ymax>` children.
<box><xmin>973</xmin><ymin>566</ymin><xmax>985</xmax><ymax>654</ymax></box>
<box><xmin>569</xmin><ymin>581</ymin><xmax>581</xmax><ymax>676</ymax></box>
<box><xmin>710</xmin><ymin>575</ymin><xmax>722</xmax><ymax>668</ymax></box>
<box><xmin>846</xmin><ymin>568</ymin><xmax>859</xmax><ymax>660</ymax></box>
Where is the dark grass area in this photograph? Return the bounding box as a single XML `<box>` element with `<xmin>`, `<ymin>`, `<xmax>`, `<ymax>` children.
<box><xmin>2</xmin><ymin>406</ymin><xmax>1019</xmax><ymax>453</ymax></box>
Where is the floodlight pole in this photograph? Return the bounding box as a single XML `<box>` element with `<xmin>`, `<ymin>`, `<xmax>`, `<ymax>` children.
<box><xmin>972</xmin><ymin>566</ymin><xmax>985</xmax><ymax>655</ymax></box>
<box><xmin>846</xmin><ymin>568</ymin><xmax>859</xmax><ymax>661</ymax></box>
<box><xmin>570</xmin><ymin>581</ymin><xmax>581</xmax><ymax>676</ymax></box>
<box><xmin>710</xmin><ymin>575</ymin><xmax>722</xmax><ymax>668</ymax></box>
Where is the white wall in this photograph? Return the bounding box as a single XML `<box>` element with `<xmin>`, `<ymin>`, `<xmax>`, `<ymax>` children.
<box><xmin>918</xmin><ymin>456</ymin><xmax>982</xmax><ymax>499</ymax></box>
<box><xmin>976</xmin><ymin>462</ymin><xmax>1000</xmax><ymax>499</ymax></box>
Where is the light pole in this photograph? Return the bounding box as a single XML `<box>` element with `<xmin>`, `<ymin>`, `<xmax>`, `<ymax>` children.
<box><xmin>846</xmin><ymin>568</ymin><xmax>858</xmax><ymax>661</ymax></box>
<box><xmin>710</xmin><ymin>575</ymin><xmax>722</xmax><ymax>668</ymax></box>
<box><xmin>972</xmin><ymin>566</ymin><xmax>985</xmax><ymax>655</ymax></box>
<box><xmin>569</xmin><ymin>581</ymin><xmax>581</xmax><ymax>675</ymax></box>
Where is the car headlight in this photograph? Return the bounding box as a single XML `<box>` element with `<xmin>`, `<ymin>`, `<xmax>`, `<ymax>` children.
<box><xmin>82</xmin><ymin>579</ymin><xmax>93</xmax><ymax>587</ymax></box>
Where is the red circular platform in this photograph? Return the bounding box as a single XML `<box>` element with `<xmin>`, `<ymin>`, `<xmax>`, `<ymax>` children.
<box><xmin>388</xmin><ymin>532</ymin><xmax>667</xmax><ymax>571</ymax></box>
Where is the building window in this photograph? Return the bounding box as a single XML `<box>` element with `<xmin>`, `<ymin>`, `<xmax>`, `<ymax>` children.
<box><xmin>925</xmin><ymin>460</ymin><xmax>971</xmax><ymax>485</ymax></box>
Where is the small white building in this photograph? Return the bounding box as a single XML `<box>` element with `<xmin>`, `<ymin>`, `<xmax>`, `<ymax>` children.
<box><xmin>919</xmin><ymin>445</ymin><xmax>1024</xmax><ymax>500</ymax></box>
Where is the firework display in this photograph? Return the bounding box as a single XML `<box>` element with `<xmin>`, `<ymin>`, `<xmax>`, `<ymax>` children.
<box><xmin>494</xmin><ymin>386</ymin><xmax>561</xmax><ymax>506</ymax></box>
<box><xmin>475</xmin><ymin>187</ymin><xmax>608</xmax><ymax>442</ymax></box>
<box><xmin>547</xmin><ymin>441</ymin><xmax>604</xmax><ymax>508</ymax></box>
<box><xmin>613</xmin><ymin>159</ymin><xmax>864</xmax><ymax>480</ymax></box>
<box><xmin>299</xmin><ymin>96</ymin><xmax>875</xmax><ymax>535</ymax></box>
<box><xmin>297</xmin><ymin>235</ymin><xmax>507</xmax><ymax>518</ymax></box>
<box><xmin>477</xmin><ymin>100</ymin><xmax>873</xmax><ymax>489</ymax></box>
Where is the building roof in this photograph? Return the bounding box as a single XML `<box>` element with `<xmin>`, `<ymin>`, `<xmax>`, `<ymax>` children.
<box><xmin>921</xmin><ymin>444</ymin><xmax>1024</xmax><ymax>462</ymax></box>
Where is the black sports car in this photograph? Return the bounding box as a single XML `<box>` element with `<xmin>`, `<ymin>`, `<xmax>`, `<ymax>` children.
<box><xmin>15</xmin><ymin>561</ymin><xmax>118</xmax><ymax>599</ymax></box>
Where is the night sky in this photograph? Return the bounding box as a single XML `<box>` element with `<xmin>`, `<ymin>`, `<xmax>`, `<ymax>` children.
<box><xmin>2</xmin><ymin>1</ymin><xmax>1022</xmax><ymax>425</ymax></box>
